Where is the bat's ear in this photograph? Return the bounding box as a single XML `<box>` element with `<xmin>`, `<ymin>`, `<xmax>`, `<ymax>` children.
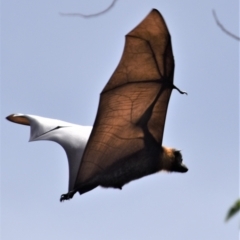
<box><xmin>6</xmin><ymin>114</ymin><xmax>30</xmax><ymax>126</ymax></box>
<box><xmin>174</xmin><ymin>149</ymin><xmax>181</xmax><ymax>157</ymax></box>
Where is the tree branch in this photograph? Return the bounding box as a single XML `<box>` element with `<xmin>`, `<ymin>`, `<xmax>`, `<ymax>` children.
<box><xmin>60</xmin><ymin>0</ymin><xmax>117</xmax><ymax>18</ymax></box>
<box><xmin>212</xmin><ymin>10</ymin><xmax>240</xmax><ymax>41</ymax></box>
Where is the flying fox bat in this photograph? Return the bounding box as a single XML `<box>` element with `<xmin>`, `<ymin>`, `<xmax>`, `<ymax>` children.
<box><xmin>6</xmin><ymin>114</ymin><xmax>92</xmax><ymax>191</ymax></box>
<box><xmin>60</xmin><ymin>9</ymin><xmax>188</xmax><ymax>202</ymax></box>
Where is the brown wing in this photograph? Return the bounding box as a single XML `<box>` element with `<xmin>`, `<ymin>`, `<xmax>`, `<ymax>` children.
<box><xmin>6</xmin><ymin>114</ymin><xmax>30</xmax><ymax>126</ymax></box>
<box><xmin>75</xmin><ymin>9</ymin><xmax>174</xmax><ymax>186</ymax></box>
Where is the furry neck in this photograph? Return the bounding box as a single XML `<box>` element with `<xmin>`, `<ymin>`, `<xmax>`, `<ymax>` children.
<box><xmin>160</xmin><ymin>146</ymin><xmax>176</xmax><ymax>171</ymax></box>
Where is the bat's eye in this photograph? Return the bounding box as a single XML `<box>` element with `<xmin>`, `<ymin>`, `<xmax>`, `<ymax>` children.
<box><xmin>174</xmin><ymin>150</ymin><xmax>182</xmax><ymax>163</ymax></box>
<box><xmin>178</xmin><ymin>157</ymin><xmax>183</xmax><ymax>163</ymax></box>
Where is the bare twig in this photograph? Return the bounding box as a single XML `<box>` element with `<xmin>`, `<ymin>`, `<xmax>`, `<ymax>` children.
<box><xmin>60</xmin><ymin>0</ymin><xmax>117</xmax><ymax>18</ymax></box>
<box><xmin>212</xmin><ymin>10</ymin><xmax>240</xmax><ymax>41</ymax></box>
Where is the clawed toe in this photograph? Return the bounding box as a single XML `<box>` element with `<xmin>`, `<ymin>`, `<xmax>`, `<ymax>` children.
<box><xmin>60</xmin><ymin>191</ymin><xmax>75</xmax><ymax>202</ymax></box>
<box><xmin>60</xmin><ymin>193</ymin><xmax>68</xmax><ymax>202</ymax></box>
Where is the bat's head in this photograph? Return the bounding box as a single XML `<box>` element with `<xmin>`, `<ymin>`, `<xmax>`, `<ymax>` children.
<box><xmin>171</xmin><ymin>150</ymin><xmax>188</xmax><ymax>173</ymax></box>
<box><xmin>161</xmin><ymin>147</ymin><xmax>188</xmax><ymax>173</ymax></box>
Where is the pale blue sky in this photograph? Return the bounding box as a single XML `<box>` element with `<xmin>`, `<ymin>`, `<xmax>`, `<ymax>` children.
<box><xmin>1</xmin><ymin>0</ymin><xmax>239</xmax><ymax>239</ymax></box>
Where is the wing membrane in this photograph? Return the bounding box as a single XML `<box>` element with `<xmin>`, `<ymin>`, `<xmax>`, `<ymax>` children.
<box><xmin>75</xmin><ymin>9</ymin><xmax>174</xmax><ymax>186</ymax></box>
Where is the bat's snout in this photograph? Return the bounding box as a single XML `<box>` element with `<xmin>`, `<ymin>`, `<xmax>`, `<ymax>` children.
<box><xmin>178</xmin><ymin>163</ymin><xmax>188</xmax><ymax>173</ymax></box>
<box><xmin>172</xmin><ymin>161</ymin><xmax>188</xmax><ymax>173</ymax></box>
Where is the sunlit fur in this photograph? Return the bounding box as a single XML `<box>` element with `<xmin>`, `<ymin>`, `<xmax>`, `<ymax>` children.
<box><xmin>161</xmin><ymin>147</ymin><xmax>179</xmax><ymax>171</ymax></box>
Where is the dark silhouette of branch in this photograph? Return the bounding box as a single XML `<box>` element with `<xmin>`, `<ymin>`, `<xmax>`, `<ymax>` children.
<box><xmin>60</xmin><ymin>0</ymin><xmax>117</xmax><ymax>18</ymax></box>
<box><xmin>212</xmin><ymin>10</ymin><xmax>240</xmax><ymax>41</ymax></box>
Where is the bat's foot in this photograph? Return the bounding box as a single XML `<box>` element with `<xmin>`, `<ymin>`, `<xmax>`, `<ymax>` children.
<box><xmin>173</xmin><ymin>85</ymin><xmax>187</xmax><ymax>95</ymax></box>
<box><xmin>60</xmin><ymin>191</ymin><xmax>76</xmax><ymax>202</ymax></box>
<box><xmin>114</xmin><ymin>184</ymin><xmax>122</xmax><ymax>190</ymax></box>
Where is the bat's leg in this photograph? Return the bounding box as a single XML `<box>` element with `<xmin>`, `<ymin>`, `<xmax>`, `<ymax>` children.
<box><xmin>60</xmin><ymin>190</ymin><xmax>76</xmax><ymax>202</ymax></box>
<box><xmin>173</xmin><ymin>85</ymin><xmax>187</xmax><ymax>95</ymax></box>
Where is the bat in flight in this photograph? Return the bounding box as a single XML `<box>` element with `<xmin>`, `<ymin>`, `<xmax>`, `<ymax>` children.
<box><xmin>60</xmin><ymin>9</ymin><xmax>188</xmax><ymax>201</ymax></box>
<box><xmin>6</xmin><ymin>9</ymin><xmax>188</xmax><ymax>202</ymax></box>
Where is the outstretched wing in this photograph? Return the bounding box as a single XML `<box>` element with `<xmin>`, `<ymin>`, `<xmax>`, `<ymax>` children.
<box><xmin>76</xmin><ymin>9</ymin><xmax>174</xmax><ymax>186</ymax></box>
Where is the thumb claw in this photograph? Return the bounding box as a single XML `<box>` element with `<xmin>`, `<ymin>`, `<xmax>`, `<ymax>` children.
<box><xmin>173</xmin><ymin>85</ymin><xmax>187</xmax><ymax>95</ymax></box>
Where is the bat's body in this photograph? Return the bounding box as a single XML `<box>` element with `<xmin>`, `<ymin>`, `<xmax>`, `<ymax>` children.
<box><xmin>6</xmin><ymin>9</ymin><xmax>188</xmax><ymax>202</ymax></box>
<box><xmin>80</xmin><ymin>147</ymin><xmax>186</xmax><ymax>194</ymax></box>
